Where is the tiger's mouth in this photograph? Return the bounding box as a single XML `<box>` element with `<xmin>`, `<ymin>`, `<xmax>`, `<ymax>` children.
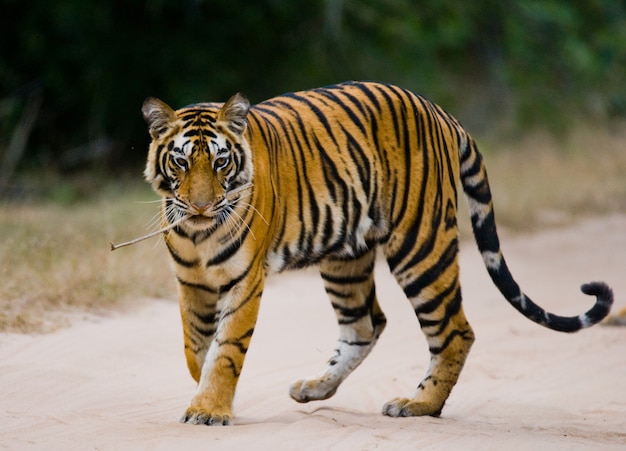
<box><xmin>172</xmin><ymin>183</ymin><xmax>253</xmax><ymax>231</ymax></box>
<box><xmin>189</xmin><ymin>214</ymin><xmax>214</xmax><ymax>224</ymax></box>
<box><xmin>182</xmin><ymin>201</ymin><xmax>234</xmax><ymax>230</ymax></box>
<box><xmin>182</xmin><ymin>207</ymin><xmax>225</xmax><ymax>230</ymax></box>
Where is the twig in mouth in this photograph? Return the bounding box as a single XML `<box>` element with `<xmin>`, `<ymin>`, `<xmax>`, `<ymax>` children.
<box><xmin>110</xmin><ymin>184</ymin><xmax>252</xmax><ymax>251</ymax></box>
<box><xmin>109</xmin><ymin>214</ymin><xmax>191</xmax><ymax>251</ymax></box>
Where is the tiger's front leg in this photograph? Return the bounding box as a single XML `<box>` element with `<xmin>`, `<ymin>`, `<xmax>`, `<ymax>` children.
<box><xmin>177</xmin><ymin>280</ymin><xmax>220</xmax><ymax>383</ymax></box>
<box><xmin>289</xmin><ymin>250</ymin><xmax>387</xmax><ymax>403</ymax></box>
<box><xmin>180</xmin><ymin>270</ymin><xmax>264</xmax><ymax>426</ymax></box>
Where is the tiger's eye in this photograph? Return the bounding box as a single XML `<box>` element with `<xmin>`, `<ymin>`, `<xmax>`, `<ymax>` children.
<box><xmin>173</xmin><ymin>155</ymin><xmax>188</xmax><ymax>171</ymax></box>
<box><xmin>214</xmin><ymin>156</ymin><xmax>230</xmax><ymax>170</ymax></box>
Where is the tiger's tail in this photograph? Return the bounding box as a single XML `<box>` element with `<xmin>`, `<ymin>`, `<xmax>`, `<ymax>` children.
<box><xmin>458</xmin><ymin>134</ymin><xmax>613</xmax><ymax>332</ymax></box>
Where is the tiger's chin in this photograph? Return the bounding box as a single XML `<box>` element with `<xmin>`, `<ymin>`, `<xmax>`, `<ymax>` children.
<box><xmin>186</xmin><ymin>214</ymin><xmax>219</xmax><ymax>230</ymax></box>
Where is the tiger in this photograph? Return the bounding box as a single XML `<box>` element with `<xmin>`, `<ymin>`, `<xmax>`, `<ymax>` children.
<box><xmin>141</xmin><ymin>81</ymin><xmax>613</xmax><ymax>426</ymax></box>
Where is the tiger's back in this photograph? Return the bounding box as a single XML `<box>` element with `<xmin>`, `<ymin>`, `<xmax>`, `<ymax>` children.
<box><xmin>248</xmin><ymin>82</ymin><xmax>462</xmax><ymax>273</ymax></box>
<box><xmin>141</xmin><ymin>81</ymin><xmax>613</xmax><ymax>425</ymax></box>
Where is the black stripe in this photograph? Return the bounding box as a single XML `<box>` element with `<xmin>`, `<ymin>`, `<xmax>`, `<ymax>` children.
<box><xmin>191</xmin><ymin>309</ymin><xmax>217</xmax><ymax>327</ymax></box>
<box><xmin>191</xmin><ymin>228</ymin><xmax>216</xmax><ymax>245</ymax></box>
<box><xmin>424</xmin><ymin>287</ymin><xmax>462</xmax><ymax>337</ymax></box>
<box><xmin>391</xmin><ymin>86</ymin><xmax>423</xmax><ymax>229</ymax></box>
<box><xmin>429</xmin><ymin>328</ymin><xmax>473</xmax><ymax>355</ymax></box>
<box><xmin>189</xmin><ymin>316</ymin><xmax>217</xmax><ymax>339</ymax></box>
<box><xmin>166</xmin><ymin>241</ymin><xmax>200</xmax><ymax>267</ymax></box>
<box><xmin>154</xmin><ymin>144</ymin><xmax>165</xmax><ymax>181</ymax></box>
<box><xmin>216</xmin><ymin>355</ymin><xmax>241</xmax><ymax>378</ymax></box>
<box><xmin>205</xmin><ymin>220</ymin><xmax>249</xmax><ymax>266</ymax></box>
<box><xmin>390</xmin><ymin>180</ymin><xmax>443</xmax><ymax>276</ymax></box>
<box><xmin>336</xmin><ymin>286</ymin><xmax>376</xmax><ymax>325</ymax></box>
<box><xmin>170</xmin><ymin>223</ymin><xmax>191</xmax><ymax>240</ymax></box>
<box><xmin>320</xmin><ymin>89</ymin><xmax>368</xmax><ymax>137</ymax></box>
<box><xmin>304</xmin><ymin>173</ymin><xmax>321</xmax><ymax>244</ymax></box>
<box><xmin>473</xmin><ymin>210</ymin><xmax>500</xmax><ymax>254</ymax></box>
<box><xmin>176</xmin><ymin>276</ymin><xmax>218</xmax><ymax>294</ymax></box>
<box><xmin>462</xmin><ymin>148</ymin><xmax>492</xmax><ymax>205</ymax></box>
<box><xmin>332</xmin><ymin>301</ymin><xmax>369</xmax><ymax>323</ymax></box>
<box><xmin>373</xmin><ymin>84</ymin><xmax>401</xmax><ymax>147</ymax></box>
<box><xmin>401</xmin><ymin>237</ymin><xmax>458</xmax><ymax>299</ymax></box>
<box><xmin>183</xmin><ymin>128</ymin><xmax>203</xmax><ymax>137</ymax></box>
<box><xmin>320</xmin><ymin>204</ymin><xmax>335</xmax><ymax>247</ymax></box>
<box><xmin>414</xmin><ymin>277</ymin><xmax>459</xmax><ymax>316</ymax></box>
<box><xmin>341</xmin><ymin>124</ymin><xmax>371</xmax><ymax>197</ymax></box>
<box><xmin>325</xmin><ymin>287</ymin><xmax>352</xmax><ymax>299</ymax></box>
<box><xmin>216</xmin><ymin>327</ymin><xmax>255</xmax><ymax>354</ymax></box>
<box><xmin>350</xmin><ymin>82</ymin><xmax>382</xmax><ymax>115</ymax></box>
<box><xmin>338</xmin><ymin>339</ymin><xmax>372</xmax><ymax>346</ymax></box>
<box><xmin>320</xmin><ymin>271</ymin><xmax>369</xmax><ymax>285</ymax></box>
<box><xmin>284</xmin><ymin>92</ymin><xmax>336</xmax><ymax>139</ymax></box>
<box><xmin>314</xmin><ymin>134</ymin><xmax>348</xmax><ymax>204</ymax></box>
<box><xmin>219</xmin><ymin>276</ymin><xmax>264</xmax><ymax>320</ymax></box>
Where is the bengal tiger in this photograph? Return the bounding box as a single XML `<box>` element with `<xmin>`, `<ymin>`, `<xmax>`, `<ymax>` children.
<box><xmin>141</xmin><ymin>81</ymin><xmax>613</xmax><ymax>426</ymax></box>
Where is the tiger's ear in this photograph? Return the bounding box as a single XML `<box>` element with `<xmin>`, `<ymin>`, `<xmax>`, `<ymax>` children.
<box><xmin>142</xmin><ymin>97</ymin><xmax>177</xmax><ymax>140</ymax></box>
<box><xmin>217</xmin><ymin>93</ymin><xmax>250</xmax><ymax>135</ymax></box>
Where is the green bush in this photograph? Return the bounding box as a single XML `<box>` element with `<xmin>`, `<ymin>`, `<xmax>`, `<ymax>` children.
<box><xmin>1</xmin><ymin>0</ymin><xmax>624</xmax><ymax>175</ymax></box>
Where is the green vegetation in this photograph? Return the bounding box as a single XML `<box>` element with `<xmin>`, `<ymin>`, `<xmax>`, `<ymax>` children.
<box><xmin>1</xmin><ymin>0</ymin><xmax>625</xmax><ymax>181</ymax></box>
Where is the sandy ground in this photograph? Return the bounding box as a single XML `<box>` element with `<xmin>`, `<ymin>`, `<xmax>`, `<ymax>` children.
<box><xmin>2</xmin><ymin>215</ymin><xmax>625</xmax><ymax>450</ymax></box>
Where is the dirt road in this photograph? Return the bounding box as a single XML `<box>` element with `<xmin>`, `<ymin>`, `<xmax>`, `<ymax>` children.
<box><xmin>2</xmin><ymin>215</ymin><xmax>625</xmax><ymax>450</ymax></box>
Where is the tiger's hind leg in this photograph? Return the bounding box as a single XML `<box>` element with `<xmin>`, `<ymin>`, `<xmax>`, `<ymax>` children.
<box><xmin>289</xmin><ymin>248</ymin><xmax>387</xmax><ymax>403</ymax></box>
<box><xmin>383</xmin><ymin>234</ymin><xmax>475</xmax><ymax>417</ymax></box>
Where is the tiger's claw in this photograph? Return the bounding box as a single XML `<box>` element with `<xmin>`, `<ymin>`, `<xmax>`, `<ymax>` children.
<box><xmin>180</xmin><ymin>407</ymin><xmax>232</xmax><ymax>426</ymax></box>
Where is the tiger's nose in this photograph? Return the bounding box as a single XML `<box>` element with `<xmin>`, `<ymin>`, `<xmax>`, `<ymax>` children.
<box><xmin>191</xmin><ymin>201</ymin><xmax>212</xmax><ymax>213</ymax></box>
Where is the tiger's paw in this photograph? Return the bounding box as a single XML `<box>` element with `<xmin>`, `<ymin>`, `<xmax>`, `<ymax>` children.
<box><xmin>180</xmin><ymin>406</ymin><xmax>232</xmax><ymax>426</ymax></box>
<box><xmin>382</xmin><ymin>397</ymin><xmax>443</xmax><ymax>418</ymax></box>
<box><xmin>289</xmin><ymin>378</ymin><xmax>338</xmax><ymax>403</ymax></box>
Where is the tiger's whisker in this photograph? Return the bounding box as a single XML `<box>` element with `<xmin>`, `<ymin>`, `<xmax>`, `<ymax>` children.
<box><xmin>147</xmin><ymin>208</ymin><xmax>165</xmax><ymax>231</ymax></box>
<box><xmin>237</xmin><ymin>201</ymin><xmax>269</xmax><ymax>226</ymax></box>
<box><xmin>227</xmin><ymin>206</ymin><xmax>256</xmax><ymax>241</ymax></box>
<box><xmin>134</xmin><ymin>199</ymin><xmax>163</xmax><ymax>204</ymax></box>
<box><xmin>224</xmin><ymin>182</ymin><xmax>253</xmax><ymax>200</ymax></box>
<box><xmin>223</xmin><ymin>209</ymin><xmax>240</xmax><ymax>243</ymax></box>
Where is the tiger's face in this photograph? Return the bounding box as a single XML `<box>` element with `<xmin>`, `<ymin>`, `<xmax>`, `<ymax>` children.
<box><xmin>142</xmin><ymin>94</ymin><xmax>253</xmax><ymax>231</ymax></box>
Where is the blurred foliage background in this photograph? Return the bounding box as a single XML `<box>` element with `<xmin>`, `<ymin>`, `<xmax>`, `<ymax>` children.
<box><xmin>1</xmin><ymin>0</ymin><xmax>625</xmax><ymax>195</ymax></box>
<box><xmin>2</xmin><ymin>0</ymin><xmax>626</xmax><ymax>332</ymax></box>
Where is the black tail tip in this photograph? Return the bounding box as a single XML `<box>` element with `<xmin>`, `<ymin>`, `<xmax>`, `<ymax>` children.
<box><xmin>581</xmin><ymin>281</ymin><xmax>614</xmax><ymax>306</ymax></box>
<box><xmin>580</xmin><ymin>281</ymin><xmax>614</xmax><ymax>326</ymax></box>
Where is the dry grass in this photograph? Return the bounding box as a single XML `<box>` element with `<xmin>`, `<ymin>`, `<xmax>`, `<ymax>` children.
<box><xmin>1</xmin><ymin>125</ymin><xmax>624</xmax><ymax>333</ymax></box>
<box><xmin>484</xmin><ymin>124</ymin><xmax>626</xmax><ymax>228</ymax></box>
<box><xmin>0</xmin><ymin>183</ymin><xmax>177</xmax><ymax>333</ymax></box>
<box><xmin>458</xmin><ymin>124</ymin><xmax>626</xmax><ymax>237</ymax></box>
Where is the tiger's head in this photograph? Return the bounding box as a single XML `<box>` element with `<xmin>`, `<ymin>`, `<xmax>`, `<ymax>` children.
<box><xmin>142</xmin><ymin>94</ymin><xmax>253</xmax><ymax>231</ymax></box>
